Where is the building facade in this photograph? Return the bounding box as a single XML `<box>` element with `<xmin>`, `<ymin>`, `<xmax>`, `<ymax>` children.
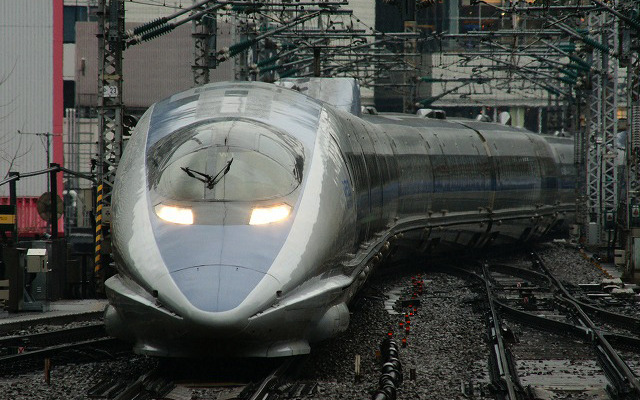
<box><xmin>0</xmin><ymin>0</ymin><xmax>64</xmax><ymax>199</ymax></box>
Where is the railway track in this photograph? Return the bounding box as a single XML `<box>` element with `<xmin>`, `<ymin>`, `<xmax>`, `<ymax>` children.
<box><xmin>481</xmin><ymin>263</ymin><xmax>526</xmax><ymax>400</ymax></box>
<box><xmin>86</xmin><ymin>356</ymin><xmax>316</xmax><ymax>400</ymax></box>
<box><xmin>0</xmin><ymin>323</ymin><xmax>125</xmax><ymax>375</ymax></box>
<box><xmin>234</xmin><ymin>356</ymin><xmax>316</xmax><ymax>400</ymax></box>
<box><xmin>0</xmin><ymin>323</ymin><xmax>106</xmax><ymax>350</ymax></box>
<box><xmin>87</xmin><ymin>368</ymin><xmax>175</xmax><ymax>400</ymax></box>
<box><xmin>462</xmin><ymin>253</ymin><xmax>640</xmax><ymax>399</ymax></box>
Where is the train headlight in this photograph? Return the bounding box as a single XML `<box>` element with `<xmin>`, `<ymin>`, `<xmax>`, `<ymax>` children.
<box><xmin>154</xmin><ymin>204</ymin><xmax>194</xmax><ymax>225</ymax></box>
<box><xmin>249</xmin><ymin>204</ymin><xmax>291</xmax><ymax>225</ymax></box>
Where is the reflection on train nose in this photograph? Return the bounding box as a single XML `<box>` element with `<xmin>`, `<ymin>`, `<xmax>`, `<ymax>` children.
<box><xmin>169</xmin><ymin>264</ymin><xmax>276</xmax><ymax>313</ymax></box>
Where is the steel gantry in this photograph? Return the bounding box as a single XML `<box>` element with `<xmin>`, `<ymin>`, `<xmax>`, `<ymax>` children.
<box><xmin>97</xmin><ymin>0</ymin><xmax>124</xmax><ymax>213</ymax></box>
<box><xmin>623</xmin><ymin>50</ymin><xmax>640</xmax><ymax>277</ymax></box>
<box><xmin>585</xmin><ymin>4</ymin><xmax>619</xmax><ymax>247</ymax></box>
<box><xmin>192</xmin><ymin>1</ymin><xmax>217</xmax><ymax>86</ymax></box>
<box><xmin>96</xmin><ymin>0</ymin><xmax>125</xmax><ymax>282</ymax></box>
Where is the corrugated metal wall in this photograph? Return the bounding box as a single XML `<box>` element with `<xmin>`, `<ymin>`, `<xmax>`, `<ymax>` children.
<box><xmin>0</xmin><ymin>1</ymin><xmax>54</xmax><ymax>197</ymax></box>
<box><xmin>0</xmin><ymin>197</ymin><xmax>54</xmax><ymax>236</ymax></box>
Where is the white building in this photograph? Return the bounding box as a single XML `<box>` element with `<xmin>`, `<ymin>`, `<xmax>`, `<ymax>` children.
<box><xmin>0</xmin><ymin>0</ymin><xmax>64</xmax><ymax>198</ymax></box>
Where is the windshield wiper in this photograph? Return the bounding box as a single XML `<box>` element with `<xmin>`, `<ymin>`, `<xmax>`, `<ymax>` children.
<box><xmin>180</xmin><ymin>158</ymin><xmax>233</xmax><ymax>190</ymax></box>
<box><xmin>181</xmin><ymin>166</ymin><xmax>214</xmax><ymax>186</ymax></box>
<box><xmin>208</xmin><ymin>158</ymin><xmax>233</xmax><ymax>189</ymax></box>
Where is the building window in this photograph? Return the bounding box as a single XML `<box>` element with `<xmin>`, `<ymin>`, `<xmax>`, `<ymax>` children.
<box><xmin>64</xmin><ymin>6</ymin><xmax>96</xmax><ymax>43</ymax></box>
<box><xmin>64</xmin><ymin>80</ymin><xmax>76</xmax><ymax>109</ymax></box>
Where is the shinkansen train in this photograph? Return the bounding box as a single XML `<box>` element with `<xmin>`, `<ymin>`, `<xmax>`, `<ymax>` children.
<box><xmin>104</xmin><ymin>78</ymin><xmax>575</xmax><ymax>357</ymax></box>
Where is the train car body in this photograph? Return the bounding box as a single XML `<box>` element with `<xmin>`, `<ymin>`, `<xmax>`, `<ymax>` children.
<box><xmin>104</xmin><ymin>79</ymin><xmax>574</xmax><ymax>357</ymax></box>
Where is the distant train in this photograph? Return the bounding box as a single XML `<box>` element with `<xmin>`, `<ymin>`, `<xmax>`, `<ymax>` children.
<box><xmin>104</xmin><ymin>78</ymin><xmax>575</xmax><ymax>357</ymax></box>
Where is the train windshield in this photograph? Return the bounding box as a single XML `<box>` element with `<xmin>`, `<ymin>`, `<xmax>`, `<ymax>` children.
<box><xmin>147</xmin><ymin>119</ymin><xmax>303</xmax><ymax>202</ymax></box>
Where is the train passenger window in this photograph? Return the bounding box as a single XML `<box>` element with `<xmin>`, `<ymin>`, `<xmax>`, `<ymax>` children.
<box><xmin>148</xmin><ymin>119</ymin><xmax>303</xmax><ymax>202</ymax></box>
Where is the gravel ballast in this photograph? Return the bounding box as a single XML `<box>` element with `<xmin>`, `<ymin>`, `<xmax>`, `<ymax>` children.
<box><xmin>0</xmin><ymin>241</ymin><xmax>625</xmax><ymax>400</ymax></box>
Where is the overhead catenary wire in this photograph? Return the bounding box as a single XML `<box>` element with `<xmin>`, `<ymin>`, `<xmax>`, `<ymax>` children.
<box><xmin>126</xmin><ymin>1</ymin><xmax>227</xmax><ymax>46</ymax></box>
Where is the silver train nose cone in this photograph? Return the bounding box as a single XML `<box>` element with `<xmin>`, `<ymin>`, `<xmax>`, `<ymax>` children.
<box><xmin>170</xmin><ymin>264</ymin><xmax>274</xmax><ymax>313</ymax></box>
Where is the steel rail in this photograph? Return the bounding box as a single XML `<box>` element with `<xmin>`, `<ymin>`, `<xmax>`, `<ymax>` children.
<box><xmin>482</xmin><ymin>263</ymin><xmax>523</xmax><ymax>400</ymax></box>
<box><xmin>115</xmin><ymin>369</ymin><xmax>174</xmax><ymax>400</ymax></box>
<box><xmin>531</xmin><ymin>254</ymin><xmax>640</xmax><ymax>397</ymax></box>
<box><xmin>0</xmin><ymin>337</ymin><xmax>121</xmax><ymax>373</ymax></box>
<box><xmin>455</xmin><ymin>265</ymin><xmax>640</xmax><ymax>351</ymax></box>
<box><xmin>87</xmin><ymin>367</ymin><xmax>175</xmax><ymax>400</ymax></box>
<box><xmin>247</xmin><ymin>357</ymin><xmax>298</xmax><ymax>400</ymax></box>
<box><xmin>496</xmin><ymin>296</ymin><xmax>640</xmax><ymax>355</ymax></box>
<box><xmin>0</xmin><ymin>323</ymin><xmax>123</xmax><ymax>375</ymax></box>
<box><xmin>0</xmin><ymin>323</ymin><xmax>106</xmax><ymax>349</ymax></box>
<box><xmin>489</xmin><ymin>263</ymin><xmax>640</xmax><ymax>332</ymax></box>
<box><xmin>456</xmin><ymin>260</ymin><xmax>640</xmax><ymax>398</ymax></box>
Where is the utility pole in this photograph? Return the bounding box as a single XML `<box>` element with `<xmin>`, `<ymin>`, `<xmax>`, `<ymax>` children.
<box><xmin>16</xmin><ymin>131</ymin><xmax>54</xmax><ymax>193</ymax></box>
<box><xmin>96</xmin><ymin>0</ymin><xmax>125</xmax><ymax>289</ymax></box>
<box><xmin>192</xmin><ymin>1</ymin><xmax>217</xmax><ymax>86</ymax></box>
<box><xmin>402</xmin><ymin>0</ymin><xmax>418</xmax><ymax>113</ymax></box>
<box><xmin>599</xmin><ymin>5</ymin><xmax>620</xmax><ymax>254</ymax></box>
<box><xmin>620</xmin><ymin>0</ymin><xmax>640</xmax><ymax>279</ymax></box>
<box><xmin>584</xmin><ymin>4</ymin><xmax>620</xmax><ymax>251</ymax></box>
<box><xmin>233</xmin><ymin>12</ymin><xmax>250</xmax><ymax>81</ymax></box>
<box><xmin>623</xmin><ymin>49</ymin><xmax>640</xmax><ymax>278</ymax></box>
